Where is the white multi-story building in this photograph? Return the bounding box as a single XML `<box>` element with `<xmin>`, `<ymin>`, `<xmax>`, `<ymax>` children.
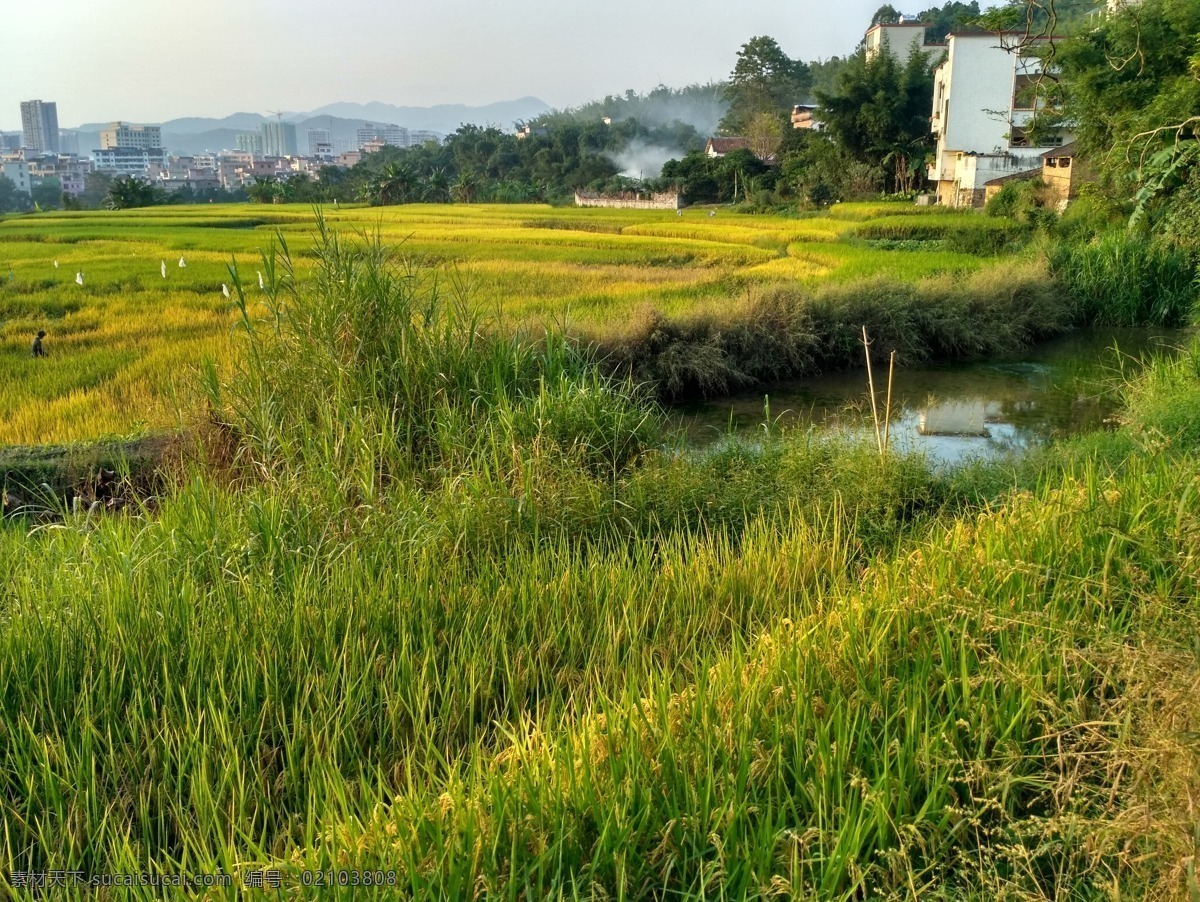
<box><xmin>928</xmin><ymin>32</ymin><xmax>1072</xmax><ymax>207</ymax></box>
<box><xmin>864</xmin><ymin>22</ymin><xmax>947</xmax><ymax>64</ymax></box>
<box><xmin>1</xmin><ymin>160</ymin><xmax>32</xmax><ymax>194</ymax></box>
<box><xmin>406</xmin><ymin>130</ymin><xmax>441</xmax><ymax>147</ymax></box>
<box><xmin>307</xmin><ymin>128</ymin><xmax>332</xmax><ymax>156</ymax></box>
<box><xmin>100</xmin><ymin>122</ymin><xmax>163</xmax><ymax>150</ymax></box>
<box><xmin>92</xmin><ymin>146</ymin><xmax>167</xmax><ymax>175</ymax></box>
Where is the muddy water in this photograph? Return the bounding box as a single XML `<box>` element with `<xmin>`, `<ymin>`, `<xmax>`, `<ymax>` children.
<box><xmin>675</xmin><ymin>329</ymin><xmax>1190</xmax><ymax>465</ymax></box>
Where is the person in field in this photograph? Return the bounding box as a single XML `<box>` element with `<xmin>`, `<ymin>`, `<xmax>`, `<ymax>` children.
<box><xmin>31</xmin><ymin>330</ymin><xmax>47</xmax><ymax>358</ymax></box>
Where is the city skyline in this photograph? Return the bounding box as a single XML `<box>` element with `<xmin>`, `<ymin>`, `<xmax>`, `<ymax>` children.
<box><xmin>0</xmin><ymin>0</ymin><xmax>994</xmax><ymax>132</ymax></box>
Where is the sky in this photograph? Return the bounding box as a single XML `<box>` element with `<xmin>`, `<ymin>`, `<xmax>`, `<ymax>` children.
<box><xmin>5</xmin><ymin>0</ymin><xmax>937</xmax><ymax>130</ymax></box>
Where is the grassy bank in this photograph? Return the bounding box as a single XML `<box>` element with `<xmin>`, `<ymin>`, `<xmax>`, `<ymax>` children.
<box><xmin>1</xmin><ymin>229</ymin><xmax>1198</xmax><ymax>897</ymax></box>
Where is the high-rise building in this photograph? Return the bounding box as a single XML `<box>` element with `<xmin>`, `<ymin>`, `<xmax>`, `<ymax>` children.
<box><xmin>0</xmin><ymin>132</ymin><xmax>21</xmax><ymax>151</ymax></box>
<box><xmin>307</xmin><ymin>128</ymin><xmax>332</xmax><ymax>156</ymax></box>
<box><xmin>236</xmin><ymin>133</ymin><xmax>264</xmax><ymax>155</ymax></box>
<box><xmin>356</xmin><ymin>123</ymin><xmax>407</xmax><ymax>149</ymax></box>
<box><xmin>406</xmin><ymin>130</ymin><xmax>442</xmax><ymax>147</ymax></box>
<box><xmin>261</xmin><ymin>120</ymin><xmax>297</xmax><ymax>157</ymax></box>
<box><xmin>58</xmin><ymin>131</ymin><xmax>80</xmax><ymax>155</ymax></box>
<box><xmin>100</xmin><ymin>122</ymin><xmax>163</xmax><ymax>150</ymax></box>
<box><xmin>20</xmin><ymin>100</ymin><xmax>60</xmax><ymax>153</ymax></box>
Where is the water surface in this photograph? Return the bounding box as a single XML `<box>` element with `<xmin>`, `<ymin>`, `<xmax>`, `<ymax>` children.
<box><xmin>675</xmin><ymin>329</ymin><xmax>1189</xmax><ymax>464</ymax></box>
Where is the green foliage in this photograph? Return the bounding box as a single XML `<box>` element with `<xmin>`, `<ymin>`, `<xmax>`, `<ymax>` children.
<box><xmin>540</xmin><ymin>84</ymin><xmax>726</xmax><ymax>141</ymax></box>
<box><xmin>29</xmin><ymin>178</ymin><xmax>62</xmax><ymax>211</ymax></box>
<box><xmin>1051</xmin><ymin>0</ymin><xmax>1200</xmax><ymax>227</ymax></box>
<box><xmin>1048</xmin><ymin>231</ymin><xmax>1198</xmax><ymax>326</ymax></box>
<box><xmin>597</xmin><ymin>259</ymin><xmax>1067</xmax><ymax>399</ymax></box>
<box><xmin>816</xmin><ymin>45</ymin><xmax>936</xmax><ymax>193</ymax></box>
<box><xmin>721</xmin><ymin>36</ymin><xmax>811</xmax><ymax>134</ymax></box>
<box><xmin>104</xmin><ymin>176</ymin><xmax>168</xmax><ymax>211</ymax></box>
<box><xmin>208</xmin><ymin>215</ymin><xmax>659</xmax><ymax>489</ymax></box>
<box><xmin>984</xmin><ymin>177</ymin><xmax>1058</xmax><ymax>231</ymax></box>
<box><xmin>0</xmin><ymin>175</ymin><xmax>31</xmax><ymax>214</ymax></box>
<box><xmin>1122</xmin><ymin>335</ymin><xmax>1200</xmax><ymax>449</ymax></box>
<box><xmin>3</xmin><ymin>218</ymin><xmax>1200</xmax><ymax>894</ymax></box>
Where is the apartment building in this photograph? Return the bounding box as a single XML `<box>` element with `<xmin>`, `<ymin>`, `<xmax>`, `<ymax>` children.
<box><xmin>100</xmin><ymin>122</ymin><xmax>163</xmax><ymax>150</ymax></box>
<box><xmin>20</xmin><ymin>100</ymin><xmax>59</xmax><ymax>153</ymax></box>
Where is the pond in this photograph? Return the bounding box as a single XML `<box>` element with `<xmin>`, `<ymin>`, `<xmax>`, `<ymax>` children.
<box><xmin>674</xmin><ymin>328</ymin><xmax>1191</xmax><ymax>465</ymax></box>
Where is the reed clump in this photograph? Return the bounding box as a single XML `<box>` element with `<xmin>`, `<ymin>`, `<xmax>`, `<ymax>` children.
<box><xmin>598</xmin><ymin>259</ymin><xmax>1068</xmax><ymax>400</ymax></box>
<box><xmin>1048</xmin><ymin>231</ymin><xmax>1198</xmax><ymax>326</ymax></box>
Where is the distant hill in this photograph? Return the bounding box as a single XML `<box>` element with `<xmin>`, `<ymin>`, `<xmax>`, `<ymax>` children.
<box><xmin>304</xmin><ymin>98</ymin><xmax>551</xmax><ymax>134</ymax></box>
<box><xmin>62</xmin><ymin>98</ymin><xmax>551</xmax><ymax>155</ymax></box>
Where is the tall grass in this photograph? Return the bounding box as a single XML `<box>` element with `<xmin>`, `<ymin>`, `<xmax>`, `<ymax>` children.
<box><xmin>596</xmin><ymin>259</ymin><xmax>1070</xmax><ymax>400</ymax></box>
<box><xmin>1048</xmin><ymin>231</ymin><xmax>1198</xmax><ymax>326</ymax></box>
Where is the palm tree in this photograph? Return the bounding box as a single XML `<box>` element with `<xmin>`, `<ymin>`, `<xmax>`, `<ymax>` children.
<box><xmin>246</xmin><ymin>177</ymin><xmax>281</xmax><ymax>204</ymax></box>
<box><xmin>451</xmin><ymin>169</ymin><xmax>480</xmax><ymax>204</ymax></box>
<box><xmin>371</xmin><ymin>162</ymin><xmax>416</xmax><ymax>206</ymax></box>
<box><xmin>104</xmin><ymin>176</ymin><xmax>163</xmax><ymax>210</ymax></box>
<box><xmin>422</xmin><ymin>167</ymin><xmax>450</xmax><ymax>203</ymax></box>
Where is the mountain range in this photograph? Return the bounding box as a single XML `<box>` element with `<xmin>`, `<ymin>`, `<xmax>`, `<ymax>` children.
<box><xmin>60</xmin><ymin>97</ymin><xmax>551</xmax><ymax>155</ymax></box>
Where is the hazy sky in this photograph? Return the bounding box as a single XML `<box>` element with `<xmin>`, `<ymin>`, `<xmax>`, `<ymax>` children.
<box><xmin>4</xmin><ymin>0</ymin><xmax>944</xmax><ymax>130</ymax></box>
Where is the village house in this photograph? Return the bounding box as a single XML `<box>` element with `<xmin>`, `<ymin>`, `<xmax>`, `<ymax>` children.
<box><xmin>790</xmin><ymin>104</ymin><xmax>825</xmax><ymax>132</ymax></box>
<box><xmin>704</xmin><ymin>137</ymin><xmax>751</xmax><ymax>159</ymax></box>
<box><xmin>927</xmin><ymin>32</ymin><xmax>1073</xmax><ymax>207</ymax></box>
<box><xmin>1040</xmin><ymin>143</ymin><xmax>1088</xmax><ymax>209</ymax></box>
<box><xmin>863</xmin><ymin>20</ymin><xmax>947</xmax><ymax>64</ymax></box>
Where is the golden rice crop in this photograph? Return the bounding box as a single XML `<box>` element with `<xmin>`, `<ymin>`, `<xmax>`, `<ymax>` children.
<box><xmin>0</xmin><ymin>201</ymin><xmax>1001</xmax><ymax>445</ymax></box>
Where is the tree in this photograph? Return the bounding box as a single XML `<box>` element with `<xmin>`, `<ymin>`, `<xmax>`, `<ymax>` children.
<box><xmin>104</xmin><ymin>176</ymin><xmax>165</xmax><ymax>210</ymax></box>
<box><xmin>871</xmin><ymin>5</ymin><xmax>902</xmax><ymax>25</ymax></box>
<box><xmin>721</xmin><ymin>36</ymin><xmax>811</xmax><ymax>134</ymax></box>
<box><xmin>817</xmin><ymin>44</ymin><xmax>936</xmax><ymax>193</ymax></box>
<box><xmin>1027</xmin><ymin>0</ymin><xmax>1200</xmax><ymax>227</ymax></box>
<box><xmin>745</xmin><ymin>112</ymin><xmax>784</xmax><ymax>162</ymax></box>
<box><xmin>914</xmin><ymin>2</ymin><xmax>982</xmax><ymax>42</ymax></box>
<box><xmin>78</xmin><ymin>172</ymin><xmax>115</xmax><ymax>209</ymax></box>
<box><xmin>245</xmin><ymin>177</ymin><xmax>282</xmax><ymax>204</ymax></box>
<box><xmin>0</xmin><ymin>175</ymin><xmax>31</xmax><ymax>213</ymax></box>
<box><xmin>31</xmin><ymin>178</ymin><xmax>62</xmax><ymax>211</ymax></box>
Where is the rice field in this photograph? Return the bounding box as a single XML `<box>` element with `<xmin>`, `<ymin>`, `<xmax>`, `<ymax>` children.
<box><xmin>1</xmin><ymin>225</ymin><xmax>1197</xmax><ymax>897</ymax></box>
<box><xmin>0</xmin><ymin>201</ymin><xmax>997</xmax><ymax>445</ymax></box>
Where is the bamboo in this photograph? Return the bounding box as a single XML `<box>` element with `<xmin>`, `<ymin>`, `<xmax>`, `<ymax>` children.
<box><xmin>863</xmin><ymin>326</ymin><xmax>883</xmax><ymax>456</ymax></box>
<box><xmin>883</xmin><ymin>350</ymin><xmax>896</xmax><ymax>455</ymax></box>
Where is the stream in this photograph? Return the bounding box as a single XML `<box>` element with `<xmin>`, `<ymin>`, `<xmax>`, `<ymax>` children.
<box><xmin>674</xmin><ymin>328</ymin><xmax>1191</xmax><ymax>465</ymax></box>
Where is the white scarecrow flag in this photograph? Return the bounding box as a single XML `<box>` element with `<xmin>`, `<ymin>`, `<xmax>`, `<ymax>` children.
<box><xmin>179</xmin><ymin>256</ymin><xmax>186</xmax><ymax>268</ymax></box>
<box><xmin>222</xmin><ymin>283</ymin><xmax>230</xmax><ymax>298</ymax></box>
<box><xmin>258</xmin><ymin>271</ymin><xmax>264</xmax><ymax>290</ymax></box>
<box><xmin>75</xmin><ymin>272</ymin><xmax>84</xmax><ymax>285</ymax></box>
<box><xmin>161</xmin><ymin>260</ymin><xmax>167</xmax><ymax>278</ymax></box>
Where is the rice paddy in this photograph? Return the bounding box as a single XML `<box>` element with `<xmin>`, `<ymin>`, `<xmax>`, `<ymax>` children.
<box><xmin>1</xmin><ymin>217</ymin><xmax>1198</xmax><ymax>898</ymax></box>
<box><xmin>0</xmin><ymin>201</ymin><xmax>996</xmax><ymax>445</ymax></box>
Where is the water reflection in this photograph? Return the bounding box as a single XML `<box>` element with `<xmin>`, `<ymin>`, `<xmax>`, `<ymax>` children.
<box><xmin>675</xmin><ymin>329</ymin><xmax>1189</xmax><ymax>465</ymax></box>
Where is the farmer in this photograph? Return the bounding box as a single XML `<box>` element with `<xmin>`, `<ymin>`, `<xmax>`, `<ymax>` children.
<box><xmin>31</xmin><ymin>329</ymin><xmax>47</xmax><ymax>358</ymax></box>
